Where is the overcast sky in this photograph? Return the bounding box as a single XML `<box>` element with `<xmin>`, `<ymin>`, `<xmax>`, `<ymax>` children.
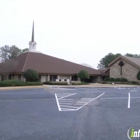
<box><xmin>0</xmin><ymin>0</ymin><xmax>140</xmax><ymax>68</ymax></box>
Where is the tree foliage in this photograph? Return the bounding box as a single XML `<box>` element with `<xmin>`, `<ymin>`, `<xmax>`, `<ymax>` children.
<box><xmin>77</xmin><ymin>70</ymin><xmax>90</xmax><ymax>82</ymax></box>
<box><xmin>0</xmin><ymin>45</ymin><xmax>28</xmax><ymax>62</ymax></box>
<box><xmin>23</xmin><ymin>69</ymin><xmax>39</xmax><ymax>82</ymax></box>
<box><xmin>0</xmin><ymin>59</ymin><xmax>18</xmax><ymax>80</ymax></box>
<box><xmin>125</xmin><ymin>53</ymin><xmax>140</xmax><ymax>58</ymax></box>
<box><xmin>97</xmin><ymin>53</ymin><xmax>121</xmax><ymax>69</ymax></box>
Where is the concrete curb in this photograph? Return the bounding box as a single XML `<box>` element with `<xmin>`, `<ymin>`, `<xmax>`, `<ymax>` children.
<box><xmin>0</xmin><ymin>85</ymin><xmax>44</xmax><ymax>91</ymax></box>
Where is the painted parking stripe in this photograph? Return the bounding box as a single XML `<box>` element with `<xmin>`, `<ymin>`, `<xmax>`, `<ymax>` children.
<box><xmin>58</xmin><ymin>93</ymin><xmax>77</xmax><ymax>99</ymax></box>
<box><xmin>128</xmin><ymin>92</ymin><xmax>130</xmax><ymax>108</ymax></box>
<box><xmin>60</xmin><ymin>105</ymin><xmax>79</xmax><ymax>109</ymax></box>
<box><xmin>55</xmin><ymin>92</ymin><xmax>105</xmax><ymax>111</ymax></box>
<box><xmin>55</xmin><ymin>94</ymin><xmax>61</xmax><ymax>111</ymax></box>
<box><xmin>76</xmin><ymin>93</ymin><xmax>105</xmax><ymax>111</ymax></box>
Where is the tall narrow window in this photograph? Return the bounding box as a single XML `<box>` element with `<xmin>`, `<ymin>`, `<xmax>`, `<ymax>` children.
<box><xmin>118</xmin><ymin>61</ymin><xmax>124</xmax><ymax>75</ymax></box>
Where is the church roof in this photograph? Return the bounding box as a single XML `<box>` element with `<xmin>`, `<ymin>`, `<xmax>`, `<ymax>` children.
<box><xmin>11</xmin><ymin>52</ymin><xmax>103</xmax><ymax>75</ymax></box>
<box><xmin>105</xmin><ymin>55</ymin><xmax>140</xmax><ymax>73</ymax></box>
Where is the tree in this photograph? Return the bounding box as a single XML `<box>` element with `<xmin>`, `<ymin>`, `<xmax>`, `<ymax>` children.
<box><xmin>137</xmin><ymin>70</ymin><xmax>140</xmax><ymax>80</ymax></box>
<box><xmin>22</xmin><ymin>48</ymin><xmax>29</xmax><ymax>53</ymax></box>
<box><xmin>23</xmin><ymin>69</ymin><xmax>39</xmax><ymax>82</ymax></box>
<box><xmin>77</xmin><ymin>70</ymin><xmax>90</xmax><ymax>82</ymax></box>
<box><xmin>125</xmin><ymin>53</ymin><xmax>140</xmax><ymax>58</ymax></box>
<box><xmin>0</xmin><ymin>45</ymin><xmax>28</xmax><ymax>62</ymax></box>
<box><xmin>0</xmin><ymin>59</ymin><xmax>18</xmax><ymax>80</ymax></box>
<box><xmin>97</xmin><ymin>53</ymin><xmax>121</xmax><ymax>69</ymax></box>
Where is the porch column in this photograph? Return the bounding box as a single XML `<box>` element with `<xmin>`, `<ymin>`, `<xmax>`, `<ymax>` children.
<box><xmin>40</xmin><ymin>76</ymin><xmax>47</xmax><ymax>82</ymax></box>
<box><xmin>47</xmin><ymin>75</ymin><xmax>50</xmax><ymax>81</ymax></box>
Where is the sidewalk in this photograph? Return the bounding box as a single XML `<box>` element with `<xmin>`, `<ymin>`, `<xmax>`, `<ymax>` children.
<box><xmin>0</xmin><ymin>84</ymin><xmax>139</xmax><ymax>91</ymax></box>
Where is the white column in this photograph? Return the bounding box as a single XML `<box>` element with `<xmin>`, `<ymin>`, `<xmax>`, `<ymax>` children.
<box><xmin>47</xmin><ymin>75</ymin><xmax>50</xmax><ymax>81</ymax></box>
<box><xmin>40</xmin><ymin>76</ymin><xmax>46</xmax><ymax>82</ymax></box>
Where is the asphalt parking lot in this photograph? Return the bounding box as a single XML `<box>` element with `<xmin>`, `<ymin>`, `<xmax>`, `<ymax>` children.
<box><xmin>0</xmin><ymin>87</ymin><xmax>140</xmax><ymax>140</ymax></box>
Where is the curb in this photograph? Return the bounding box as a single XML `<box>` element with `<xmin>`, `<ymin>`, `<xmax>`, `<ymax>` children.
<box><xmin>0</xmin><ymin>85</ymin><xmax>44</xmax><ymax>91</ymax></box>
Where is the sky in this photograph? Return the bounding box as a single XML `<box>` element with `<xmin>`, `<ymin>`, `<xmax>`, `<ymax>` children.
<box><xmin>0</xmin><ymin>0</ymin><xmax>140</xmax><ymax>68</ymax></box>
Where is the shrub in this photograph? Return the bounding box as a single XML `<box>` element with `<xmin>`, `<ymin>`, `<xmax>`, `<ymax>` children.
<box><xmin>120</xmin><ymin>78</ymin><xmax>128</xmax><ymax>82</ymax></box>
<box><xmin>77</xmin><ymin>70</ymin><xmax>90</xmax><ymax>82</ymax></box>
<box><xmin>23</xmin><ymin>69</ymin><xmax>39</xmax><ymax>82</ymax></box>
<box><xmin>115</xmin><ymin>78</ymin><xmax>121</xmax><ymax>82</ymax></box>
<box><xmin>137</xmin><ymin>70</ymin><xmax>140</xmax><ymax>80</ymax></box>
<box><xmin>0</xmin><ymin>80</ymin><xmax>26</xmax><ymax>87</ymax></box>
<box><xmin>72</xmin><ymin>82</ymin><xmax>89</xmax><ymax>85</ymax></box>
<box><xmin>109</xmin><ymin>77</ymin><xmax>115</xmax><ymax>81</ymax></box>
<box><xmin>26</xmin><ymin>82</ymin><xmax>43</xmax><ymax>86</ymax></box>
<box><xmin>128</xmin><ymin>81</ymin><xmax>139</xmax><ymax>85</ymax></box>
<box><xmin>43</xmin><ymin>81</ymin><xmax>68</xmax><ymax>85</ymax></box>
<box><xmin>0</xmin><ymin>80</ymin><xmax>42</xmax><ymax>87</ymax></box>
<box><xmin>104</xmin><ymin>77</ymin><xmax>109</xmax><ymax>81</ymax></box>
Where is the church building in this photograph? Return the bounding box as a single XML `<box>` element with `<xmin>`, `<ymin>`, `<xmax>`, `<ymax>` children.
<box><xmin>0</xmin><ymin>22</ymin><xmax>108</xmax><ymax>83</ymax></box>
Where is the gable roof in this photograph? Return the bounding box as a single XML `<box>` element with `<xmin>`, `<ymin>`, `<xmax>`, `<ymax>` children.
<box><xmin>106</xmin><ymin>55</ymin><xmax>140</xmax><ymax>71</ymax></box>
<box><xmin>10</xmin><ymin>52</ymin><xmax>103</xmax><ymax>75</ymax></box>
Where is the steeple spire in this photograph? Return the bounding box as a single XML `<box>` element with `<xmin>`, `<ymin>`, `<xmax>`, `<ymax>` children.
<box><xmin>29</xmin><ymin>21</ymin><xmax>37</xmax><ymax>52</ymax></box>
<box><xmin>31</xmin><ymin>21</ymin><xmax>34</xmax><ymax>42</ymax></box>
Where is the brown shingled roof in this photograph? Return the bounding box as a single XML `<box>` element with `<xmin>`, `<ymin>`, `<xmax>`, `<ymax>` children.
<box><xmin>11</xmin><ymin>52</ymin><xmax>102</xmax><ymax>75</ymax></box>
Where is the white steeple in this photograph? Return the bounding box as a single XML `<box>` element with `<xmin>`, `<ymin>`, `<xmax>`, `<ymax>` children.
<box><xmin>29</xmin><ymin>21</ymin><xmax>37</xmax><ymax>52</ymax></box>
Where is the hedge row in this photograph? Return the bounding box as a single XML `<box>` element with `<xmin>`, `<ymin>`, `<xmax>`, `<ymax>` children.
<box><xmin>104</xmin><ymin>77</ymin><xmax>128</xmax><ymax>82</ymax></box>
<box><xmin>71</xmin><ymin>82</ymin><xmax>89</xmax><ymax>85</ymax></box>
<box><xmin>103</xmin><ymin>77</ymin><xmax>139</xmax><ymax>84</ymax></box>
<box><xmin>43</xmin><ymin>81</ymin><xmax>89</xmax><ymax>85</ymax></box>
<box><xmin>0</xmin><ymin>80</ymin><xmax>42</xmax><ymax>87</ymax></box>
<box><xmin>43</xmin><ymin>81</ymin><xmax>68</xmax><ymax>85</ymax></box>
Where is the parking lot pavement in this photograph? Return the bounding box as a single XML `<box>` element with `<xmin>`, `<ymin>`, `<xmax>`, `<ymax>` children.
<box><xmin>0</xmin><ymin>87</ymin><xmax>140</xmax><ymax>140</ymax></box>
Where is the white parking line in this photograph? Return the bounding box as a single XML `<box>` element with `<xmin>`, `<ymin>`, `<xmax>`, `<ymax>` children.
<box><xmin>57</xmin><ymin>93</ymin><xmax>77</xmax><ymax>100</ymax></box>
<box><xmin>55</xmin><ymin>94</ymin><xmax>61</xmax><ymax>111</ymax></box>
<box><xmin>60</xmin><ymin>105</ymin><xmax>78</xmax><ymax>108</ymax></box>
<box><xmin>56</xmin><ymin>88</ymin><xmax>76</xmax><ymax>90</ymax></box>
<box><xmin>55</xmin><ymin>92</ymin><xmax>105</xmax><ymax>111</ymax></box>
<box><xmin>128</xmin><ymin>92</ymin><xmax>130</xmax><ymax>109</ymax></box>
<box><xmin>76</xmin><ymin>93</ymin><xmax>105</xmax><ymax>111</ymax></box>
